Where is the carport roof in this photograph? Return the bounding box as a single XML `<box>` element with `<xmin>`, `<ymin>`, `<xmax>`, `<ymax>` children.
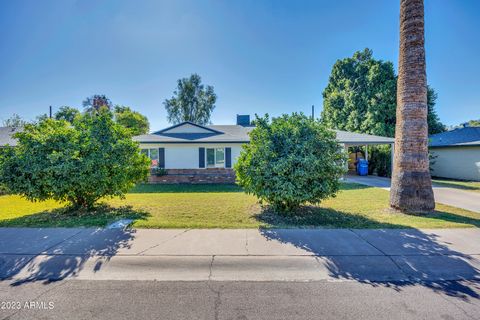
<box><xmin>335</xmin><ymin>130</ymin><xmax>395</xmax><ymax>145</ymax></box>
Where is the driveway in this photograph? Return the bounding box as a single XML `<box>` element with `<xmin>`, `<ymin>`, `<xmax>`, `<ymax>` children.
<box><xmin>346</xmin><ymin>175</ymin><xmax>480</xmax><ymax>213</ymax></box>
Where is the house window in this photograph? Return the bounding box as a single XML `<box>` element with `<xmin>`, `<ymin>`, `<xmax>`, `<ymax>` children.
<box><xmin>206</xmin><ymin>148</ymin><xmax>225</xmax><ymax>168</ymax></box>
<box><xmin>141</xmin><ymin>148</ymin><xmax>159</xmax><ymax>167</ymax></box>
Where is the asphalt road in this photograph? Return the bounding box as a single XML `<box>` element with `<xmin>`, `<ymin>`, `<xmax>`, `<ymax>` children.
<box><xmin>1</xmin><ymin>280</ymin><xmax>479</xmax><ymax>320</ymax></box>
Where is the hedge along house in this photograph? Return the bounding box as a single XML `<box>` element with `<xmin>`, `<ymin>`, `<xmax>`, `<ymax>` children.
<box><xmin>133</xmin><ymin>115</ymin><xmax>395</xmax><ymax>184</ymax></box>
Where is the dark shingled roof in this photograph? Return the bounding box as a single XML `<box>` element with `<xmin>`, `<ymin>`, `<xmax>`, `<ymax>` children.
<box><xmin>429</xmin><ymin>127</ymin><xmax>480</xmax><ymax>147</ymax></box>
<box><xmin>133</xmin><ymin>122</ymin><xmax>394</xmax><ymax>144</ymax></box>
<box><xmin>133</xmin><ymin>124</ymin><xmax>254</xmax><ymax>143</ymax></box>
<box><xmin>0</xmin><ymin>127</ymin><xmax>22</xmax><ymax>147</ymax></box>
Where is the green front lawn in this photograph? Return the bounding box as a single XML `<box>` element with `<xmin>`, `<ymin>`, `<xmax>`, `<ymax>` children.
<box><xmin>433</xmin><ymin>178</ymin><xmax>480</xmax><ymax>193</ymax></box>
<box><xmin>0</xmin><ymin>183</ymin><xmax>478</xmax><ymax>229</ymax></box>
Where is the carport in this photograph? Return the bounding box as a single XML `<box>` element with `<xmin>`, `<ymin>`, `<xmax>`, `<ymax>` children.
<box><xmin>334</xmin><ymin>130</ymin><xmax>395</xmax><ymax>173</ymax></box>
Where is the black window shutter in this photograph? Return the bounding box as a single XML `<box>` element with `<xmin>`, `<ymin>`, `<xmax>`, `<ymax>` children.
<box><xmin>199</xmin><ymin>148</ymin><xmax>205</xmax><ymax>168</ymax></box>
<box><xmin>225</xmin><ymin>147</ymin><xmax>232</xmax><ymax>168</ymax></box>
<box><xmin>159</xmin><ymin>148</ymin><xmax>165</xmax><ymax>168</ymax></box>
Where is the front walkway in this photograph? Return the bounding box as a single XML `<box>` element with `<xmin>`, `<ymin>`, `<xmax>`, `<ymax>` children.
<box><xmin>1</xmin><ymin>227</ymin><xmax>479</xmax><ymax>283</ymax></box>
<box><xmin>346</xmin><ymin>174</ymin><xmax>480</xmax><ymax>213</ymax></box>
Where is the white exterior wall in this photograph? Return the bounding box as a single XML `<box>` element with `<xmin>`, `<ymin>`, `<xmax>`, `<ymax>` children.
<box><xmin>164</xmin><ymin>146</ymin><xmax>198</xmax><ymax>169</ymax></box>
<box><xmin>138</xmin><ymin>143</ymin><xmax>245</xmax><ymax>169</ymax></box>
<box><xmin>430</xmin><ymin>146</ymin><xmax>480</xmax><ymax>181</ymax></box>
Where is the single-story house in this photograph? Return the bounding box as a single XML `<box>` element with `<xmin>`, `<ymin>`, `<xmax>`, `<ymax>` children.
<box><xmin>429</xmin><ymin>126</ymin><xmax>480</xmax><ymax>181</ymax></box>
<box><xmin>133</xmin><ymin>115</ymin><xmax>395</xmax><ymax>183</ymax></box>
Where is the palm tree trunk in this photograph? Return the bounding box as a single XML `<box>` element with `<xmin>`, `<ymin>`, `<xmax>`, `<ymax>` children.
<box><xmin>390</xmin><ymin>0</ymin><xmax>435</xmax><ymax>213</ymax></box>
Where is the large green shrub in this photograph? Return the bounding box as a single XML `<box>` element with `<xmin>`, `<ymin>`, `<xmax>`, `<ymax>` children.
<box><xmin>0</xmin><ymin>111</ymin><xmax>150</xmax><ymax>209</ymax></box>
<box><xmin>235</xmin><ymin>113</ymin><xmax>347</xmax><ymax>213</ymax></box>
<box><xmin>367</xmin><ymin>145</ymin><xmax>392</xmax><ymax>177</ymax></box>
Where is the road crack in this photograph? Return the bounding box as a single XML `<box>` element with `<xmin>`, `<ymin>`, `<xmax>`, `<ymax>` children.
<box><xmin>137</xmin><ymin>229</ymin><xmax>191</xmax><ymax>255</ymax></box>
<box><xmin>206</xmin><ymin>255</ymin><xmax>221</xmax><ymax>320</ymax></box>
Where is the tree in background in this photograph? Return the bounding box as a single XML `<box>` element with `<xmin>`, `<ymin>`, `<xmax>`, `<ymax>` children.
<box><xmin>321</xmin><ymin>48</ymin><xmax>445</xmax><ymax>137</ymax></box>
<box><xmin>390</xmin><ymin>0</ymin><xmax>434</xmax><ymax>213</ymax></box>
<box><xmin>321</xmin><ymin>48</ymin><xmax>445</xmax><ymax>176</ymax></box>
<box><xmin>114</xmin><ymin>106</ymin><xmax>150</xmax><ymax>135</ymax></box>
<box><xmin>321</xmin><ymin>48</ymin><xmax>397</xmax><ymax>137</ymax></box>
<box><xmin>54</xmin><ymin>106</ymin><xmax>81</xmax><ymax>123</ymax></box>
<box><xmin>164</xmin><ymin>74</ymin><xmax>217</xmax><ymax>125</ymax></box>
<box><xmin>0</xmin><ymin>111</ymin><xmax>150</xmax><ymax>210</ymax></box>
<box><xmin>235</xmin><ymin>113</ymin><xmax>346</xmax><ymax>213</ymax></box>
<box><xmin>427</xmin><ymin>88</ymin><xmax>446</xmax><ymax>134</ymax></box>
<box><xmin>468</xmin><ymin>119</ymin><xmax>480</xmax><ymax>127</ymax></box>
<box><xmin>83</xmin><ymin>94</ymin><xmax>112</xmax><ymax>113</ymax></box>
<box><xmin>2</xmin><ymin>114</ymin><xmax>27</xmax><ymax>128</ymax></box>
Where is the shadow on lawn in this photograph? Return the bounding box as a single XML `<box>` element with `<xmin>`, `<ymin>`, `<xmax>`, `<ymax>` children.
<box><xmin>433</xmin><ymin>180</ymin><xmax>480</xmax><ymax>192</ymax></box>
<box><xmin>0</xmin><ymin>205</ymin><xmax>150</xmax><ymax>286</ymax></box>
<box><xmin>259</xmin><ymin>209</ymin><xmax>480</xmax><ymax>300</ymax></box>
<box><xmin>0</xmin><ymin>204</ymin><xmax>150</xmax><ymax>228</ymax></box>
<box><xmin>254</xmin><ymin>204</ymin><xmax>480</xmax><ymax>229</ymax></box>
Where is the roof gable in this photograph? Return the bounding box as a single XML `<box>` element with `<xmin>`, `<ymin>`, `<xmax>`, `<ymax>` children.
<box><xmin>153</xmin><ymin>122</ymin><xmax>223</xmax><ymax>135</ymax></box>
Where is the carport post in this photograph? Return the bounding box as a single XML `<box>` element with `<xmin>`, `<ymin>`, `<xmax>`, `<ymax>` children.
<box><xmin>343</xmin><ymin>144</ymin><xmax>349</xmax><ymax>173</ymax></box>
<box><xmin>390</xmin><ymin>143</ymin><xmax>395</xmax><ymax>175</ymax></box>
<box><xmin>365</xmin><ymin>145</ymin><xmax>368</xmax><ymax>161</ymax></box>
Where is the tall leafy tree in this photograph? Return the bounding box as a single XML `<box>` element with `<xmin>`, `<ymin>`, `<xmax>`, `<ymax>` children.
<box><xmin>164</xmin><ymin>74</ymin><xmax>217</xmax><ymax>125</ymax></box>
<box><xmin>2</xmin><ymin>114</ymin><xmax>27</xmax><ymax>128</ymax></box>
<box><xmin>390</xmin><ymin>0</ymin><xmax>435</xmax><ymax>213</ymax></box>
<box><xmin>83</xmin><ymin>94</ymin><xmax>112</xmax><ymax>113</ymax></box>
<box><xmin>54</xmin><ymin>106</ymin><xmax>81</xmax><ymax>123</ymax></box>
<box><xmin>322</xmin><ymin>48</ymin><xmax>397</xmax><ymax>137</ymax></box>
<box><xmin>114</xmin><ymin>105</ymin><xmax>150</xmax><ymax>135</ymax></box>
<box><xmin>0</xmin><ymin>111</ymin><xmax>150</xmax><ymax>209</ymax></box>
<box><xmin>321</xmin><ymin>48</ymin><xmax>444</xmax><ymax>137</ymax></box>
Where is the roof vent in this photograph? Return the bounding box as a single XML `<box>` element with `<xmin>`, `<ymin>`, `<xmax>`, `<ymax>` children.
<box><xmin>236</xmin><ymin>115</ymin><xmax>250</xmax><ymax>126</ymax></box>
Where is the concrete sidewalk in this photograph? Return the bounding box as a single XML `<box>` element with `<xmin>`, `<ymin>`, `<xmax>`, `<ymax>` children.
<box><xmin>0</xmin><ymin>227</ymin><xmax>479</xmax><ymax>284</ymax></box>
<box><xmin>346</xmin><ymin>175</ymin><xmax>480</xmax><ymax>213</ymax></box>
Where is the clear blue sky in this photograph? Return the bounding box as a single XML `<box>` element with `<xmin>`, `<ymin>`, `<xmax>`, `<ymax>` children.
<box><xmin>0</xmin><ymin>0</ymin><xmax>479</xmax><ymax>131</ymax></box>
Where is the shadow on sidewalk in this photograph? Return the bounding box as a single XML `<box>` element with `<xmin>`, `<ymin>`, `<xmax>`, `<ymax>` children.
<box><xmin>2</xmin><ymin>228</ymin><xmax>136</xmax><ymax>286</ymax></box>
<box><xmin>0</xmin><ymin>206</ymin><xmax>148</xmax><ymax>286</ymax></box>
<box><xmin>260</xmin><ymin>226</ymin><xmax>480</xmax><ymax>301</ymax></box>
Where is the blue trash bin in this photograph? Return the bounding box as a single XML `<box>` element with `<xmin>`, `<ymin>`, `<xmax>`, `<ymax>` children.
<box><xmin>357</xmin><ymin>159</ymin><xmax>368</xmax><ymax>176</ymax></box>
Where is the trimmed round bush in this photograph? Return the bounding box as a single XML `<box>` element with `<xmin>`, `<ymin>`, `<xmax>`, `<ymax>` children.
<box><xmin>235</xmin><ymin>113</ymin><xmax>347</xmax><ymax>213</ymax></box>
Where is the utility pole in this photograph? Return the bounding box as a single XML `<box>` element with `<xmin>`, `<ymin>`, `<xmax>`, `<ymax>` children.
<box><xmin>311</xmin><ymin>105</ymin><xmax>315</xmax><ymax>120</ymax></box>
<box><xmin>49</xmin><ymin>106</ymin><xmax>52</xmax><ymax>119</ymax></box>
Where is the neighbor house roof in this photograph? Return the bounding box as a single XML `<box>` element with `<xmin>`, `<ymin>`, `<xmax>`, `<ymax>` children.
<box><xmin>0</xmin><ymin>126</ymin><xmax>22</xmax><ymax>147</ymax></box>
<box><xmin>429</xmin><ymin>127</ymin><xmax>480</xmax><ymax>147</ymax></box>
<box><xmin>133</xmin><ymin>122</ymin><xmax>394</xmax><ymax>145</ymax></box>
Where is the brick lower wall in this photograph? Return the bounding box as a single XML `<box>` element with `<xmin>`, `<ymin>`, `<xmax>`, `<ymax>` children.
<box><xmin>147</xmin><ymin>168</ymin><xmax>236</xmax><ymax>184</ymax></box>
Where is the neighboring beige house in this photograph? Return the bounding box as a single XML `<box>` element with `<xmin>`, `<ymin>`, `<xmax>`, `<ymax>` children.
<box><xmin>429</xmin><ymin>127</ymin><xmax>480</xmax><ymax>181</ymax></box>
<box><xmin>133</xmin><ymin>115</ymin><xmax>394</xmax><ymax>184</ymax></box>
